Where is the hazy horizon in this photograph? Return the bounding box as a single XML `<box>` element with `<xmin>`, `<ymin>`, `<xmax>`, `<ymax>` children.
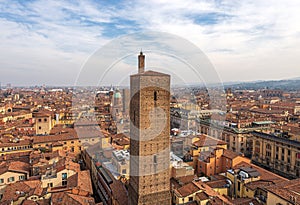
<box><xmin>1</xmin><ymin>76</ymin><xmax>299</xmax><ymax>88</ymax></box>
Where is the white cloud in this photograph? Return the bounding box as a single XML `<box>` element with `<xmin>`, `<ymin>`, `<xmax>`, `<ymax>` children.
<box><xmin>119</xmin><ymin>0</ymin><xmax>300</xmax><ymax>81</ymax></box>
<box><xmin>1</xmin><ymin>0</ymin><xmax>300</xmax><ymax>85</ymax></box>
<box><xmin>0</xmin><ymin>0</ymin><xmax>114</xmax><ymax>85</ymax></box>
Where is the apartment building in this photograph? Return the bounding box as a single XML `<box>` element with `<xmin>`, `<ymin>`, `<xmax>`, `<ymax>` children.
<box><xmin>251</xmin><ymin>131</ymin><xmax>300</xmax><ymax>179</ymax></box>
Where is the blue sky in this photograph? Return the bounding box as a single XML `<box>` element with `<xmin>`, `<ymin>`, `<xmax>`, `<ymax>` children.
<box><xmin>0</xmin><ymin>0</ymin><xmax>300</xmax><ymax>86</ymax></box>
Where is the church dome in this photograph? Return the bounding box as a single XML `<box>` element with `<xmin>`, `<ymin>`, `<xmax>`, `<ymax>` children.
<box><xmin>114</xmin><ymin>92</ymin><xmax>122</xmax><ymax>99</ymax></box>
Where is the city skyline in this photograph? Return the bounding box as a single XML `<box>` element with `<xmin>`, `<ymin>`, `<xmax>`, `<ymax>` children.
<box><xmin>1</xmin><ymin>48</ymin><xmax>300</xmax><ymax>204</ymax></box>
<box><xmin>1</xmin><ymin>0</ymin><xmax>300</xmax><ymax>86</ymax></box>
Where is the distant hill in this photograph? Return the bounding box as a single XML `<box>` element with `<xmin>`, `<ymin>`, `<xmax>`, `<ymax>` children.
<box><xmin>224</xmin><ymin>79</ymin><xmax>300</xmax><ymax>91</ymax></box>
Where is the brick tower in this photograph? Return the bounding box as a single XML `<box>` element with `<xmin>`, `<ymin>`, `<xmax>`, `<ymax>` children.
<box><xmin>128</xmin><ymin>52</ymin><xmax>171</xmax><ymax>205</ymax></box>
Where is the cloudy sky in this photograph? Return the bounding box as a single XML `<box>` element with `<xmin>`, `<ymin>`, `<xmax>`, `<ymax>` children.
<box><xmin>1</xmin><ymin>0</ymin><xmax>300</xmax><ymax>86</ymax></box>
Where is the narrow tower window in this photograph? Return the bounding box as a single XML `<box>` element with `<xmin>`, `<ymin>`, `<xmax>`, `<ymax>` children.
<box><xmin>154</xmin><ymin>91</ymin><xmax>157</xmax><ymax>101</ymax></box>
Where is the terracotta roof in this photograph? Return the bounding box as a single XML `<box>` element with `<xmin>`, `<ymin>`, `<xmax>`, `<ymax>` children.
<box><xmin>250</xmin><ymin>108</ymin><xmax>283</xmax><ymax>114</ymax></box>
<box><xmin>208</xmin><ymin>197</ymin><xmax>232</xmax><ymax>205</ymax></box>
<box><xmin>0</xmin><ymin>181</ymin><xmax>31</xmax><ymax>203</ymax></box>
<box><xmin>38</xmin><ymin>157</ymin><xmax>80</xmax><ymax>176</ymax></box>
<box><xmin>22</xmin><ymin>200</ymin><xmax>38</xmax><ymax>205</ymax></box>
<box><xmin>193</xmin><ymin>135</ymin><xmax>227</xmax><ymax>147</ymax></box>
<box><xmin>112</xmin><ymin>133</ymin><xmax>130</xmax><ymax>146</ymax></box>
<box><xmin>233</xmin><ymin>161</ymin><xmax>287</xmax><ymax>182</ymax></box>
<box><xmin>0</xmin><ymin>180</ymin><xmax>44</xmax><ymax>204</ymax></box>
<box><xmin>176</xmin><ymin>182</ymin><xmax>201</xmax><ymax>197</ymax></box>
<box><xmin>67</xmin><ymin>170</ymin><xmax>93</xmax><ymax>195</ymax></box>
<box><xmin>55</xmin><ymin>158</ymin><xmax>80</xmax><ymax>173</ymax></box>
<box><xmin>32</xmin><ymin>110</ymin><xmax>53</xmax><ymax>117</ymax></box>
<box><xmin>9</xmin><ymin>160</ymin><xmax>30</xmax><ymax>172</ymax></box>
<box><xmin>30</xmin><ymin>150</ymin><xmax>70</xmax><ymax>166</ymax></box>
<box><xmin>222</xmin><ymin>149</ymin><xmax>239</xmax><ymax>159</ymax></box>
<box><xmin>35</xmin><ymin>199</ymin><xmax>51</xmax><ymax>205</ymax></box>
<box><xmin>245</xmin><ymin>180</ymin><xmax>278</xmax><ymax>190</ymax></box>
<box><xmin>51</xmin><ymin>192</ymin><xmax>65</xmax><ymax>204</ymax></box>
<box><xmin>0</xmin><ymin>151</ymin><xmax>30</xmax><ymax>162</ymax></box>
<box><xmin>175</xmin><ymin>175</ymin><xmax>195</xmax><ymax>186</ymax></box>
<box><xmin>196</xmin><ymin>191</ymin><xmax>209</xmax><ymax>200</ymax></box>
<box><xmin>192</xmin><ymin>181</ymin><xmax>233</xmax><ymax>205</ymax></box>
<box><xmin>66</xmin><ymin>193</ymin><xmax>95</xmax><ymax>205</ymax></box>
<box><xmin>0</xmin><ymin>139</ymin><xmax>31</xmax><ymax>148</ymax></box>
<box><xmin>0</xmin><ymin>161</ymin><xmax>30</xmax><ymax>175</ymax></box>
<box><xmin>266</xmin><ymin>178</ymin><xmax>300</xmax><ymax>205</ymax></box>
<box><xmin>33</xmin><ymin>130</ymin><xmax>77</xmax><ymax>144</ymax></box>
<box><xmin>230</xmin><ymin>198</ymin><xmax>261</xmax><ymax>205</ymax></box>
<box><xmin>109</xmin><ymin>174</ymin><xmax>128</xmax><ymax>205</ymax></box>
<box><xmin>206</xmin><ymin>179</ymin><xmax>228</xmax><ymax>189</ymax></box>
<box><xmin>24</xmin><ymin>180</ymin><xmax>46</xmax><ymax>196</ymax></box>
<box><xmin>210</xmin><ymin>175</ymin><xmax>227</xmax><ymax>181</ymax></box>
<box><xmin>170</xmin><ymin>178</ymin><xmax>181</xmax><ymax>190</ymax></box>
<box><xmin>33</xmin><ymin>126</ymin><xmax>103</xmax><ymax>144</ymax></box>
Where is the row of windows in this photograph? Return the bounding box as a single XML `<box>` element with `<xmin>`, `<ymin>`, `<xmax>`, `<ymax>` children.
<box><xmin>255</xmin><ymin>141</ymin><xmax>300</xmax><ymax>153</ymax></box>
<box><xmin>37</xmin><ymin>138</ymin><xmax>97</xmax><ymax>147</ymax></box>
<box><xmin>255</xmin><ymin>143</ymin><xmax>293</xmax><ymax>156</ymax></box>
<box><xmin>142</xmin><ymin>183</ymin><xmax>168</xmax><ymax>189</ymax></box>
<box><xmin>0</xmin><ymin>176</ymin><xmax>25</xmax><ymax>184</ymax></box>
<box><xmin>62</xmin><ymin>139</ymin><xmax>95</xmax><ymax>144</ymax></box>
<box><xmin>38</xmin><ymin>118</ymin><xmax>48</xmax><ymax>122</ymax></box>
<box><xmin>1</xmin><ymin>145</ymin><xmax>32</xmax><ymax>152</ymax></box>
<box><xmin>180</xmin><ymin>196</ymin><xmax>194</xmax><ymax>203</ymax></box>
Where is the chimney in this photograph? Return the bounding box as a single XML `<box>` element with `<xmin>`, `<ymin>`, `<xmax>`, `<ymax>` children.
<box><xmin>138</xmin><ymin>51</ymin><xmax>145</xmax><ymax>73</ymax></box>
